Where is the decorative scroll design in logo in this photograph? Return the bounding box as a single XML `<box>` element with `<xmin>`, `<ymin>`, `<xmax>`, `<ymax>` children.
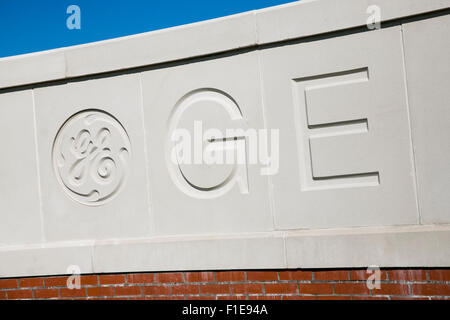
<box><xmin>52</xmin><ymin>110</ymin><xmax>131</xmax><ymax>206</ymax></box>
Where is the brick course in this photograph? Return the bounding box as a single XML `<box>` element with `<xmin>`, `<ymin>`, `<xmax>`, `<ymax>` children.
<box><xmin>0</xmin><ymin>268</ymin><xmax>448</xmax><ymax>300</ymax></box>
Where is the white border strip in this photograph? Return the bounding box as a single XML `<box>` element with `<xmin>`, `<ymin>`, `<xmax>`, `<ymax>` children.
<box><xmin>1</xmin><ymin>226</ymin><xmax>449</xmax><ymax>278</ymax></box>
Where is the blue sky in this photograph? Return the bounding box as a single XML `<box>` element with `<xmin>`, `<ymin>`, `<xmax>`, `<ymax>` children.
<box><xmin>0</xmin><ymin>0</ymin><xmax>294</xmax><ymax>58</ymax></box>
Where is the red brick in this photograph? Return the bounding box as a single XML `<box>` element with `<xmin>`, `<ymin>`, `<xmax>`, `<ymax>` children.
<box><xmin>185</xmin><ymin>272</ymin><xmax>214</xmax><ymax>283</ymax></box>
<box><xmin>232</xmin><ymin>283</ymin><xmax>263</xmax><ymax>294</ymax></box>
<box><xmin>143</xmin><ymin>285</ymin><xmax>171</xmax><ymax>296</ymax></box>
<box><xmin>87</xmin><ymin>286</ymin><xmax>114</xmax><ymax>297</ymax></box>
<box><xmin>279</xmin><ymin>270</ymin><xmax>312</xmax><ymax>281</ymax></box>
<box><xmin>248</xmin><ymin>295</ymin><xmax>282</xmax><ymax>300</ymax></box>
<box><xmin>3</xmin><ymin>268</ymin><xmax>447</xmax><ymax>301</ymax></box>
<box><xmin>283</xmin><ymin>295</ymin><xmax>315</xmax><ymax>300</ymax></box>
<box><xmin>246</xmin><ymin>271</ymin><xmax>278</xmax><ymax>281</ymax></box>
<box><xmin>314</xmin><ymin>270</ymin><xmax>348</xmax><ymax>281</ymax></box>
<box><xmin>7</xmin><ymin>289</ymin><xmax>33</xmax><ymax>300</ymax></box>
<box><xmin>187</xmin><ymin>296</ymin><xmax>215</xmax><ymax>300</ymax></box>
<box><xmin>317</xmin><ymin>295</ymin><xmax>351</xmax><ymax>300</ymax></box>
<box><xmin>391</xmin><ymin>296</ymin><xmax>430</xmax><ymax>300</ymax></box>
<box><xmin>19</xmin><ymin>278</ymin><xmax>44</xmax><ymax>288</ymax></box>
<box><xmin>80</xmin><ymin>275</ymin><xmax>98</xmax><ymax>286</ymax></box>
<box><xmin>154</xmin><ymin>273</ymin><xmax>183</xmax><ymax>283</ymax></box>
<box><xmin>45</xmin><ymin>276</ymin><xmax>69</xmax><ymax>287</ymax></box>
<box><xmin>60</xmin><ymin>288</ymin><xmax>86</xmax><ymax>298</ymax></box>
<box><xmin>265</xmin><ymin>283</ymin><xmax>298</xmax><ymax>294</ymax></box>
<box><xmin>200</xmin><ymin>284</ymin><xmax>230</xmax><ymax>295</ymax></box>
<box><xmin>350</xmin><ymin>269</ymin><xmax>387</xmax><ymax>281</ymax></box>
<box><xmin>410</xmin><ymin>284</ymin><xmax>450</xmax><ymax>296</ymax></box>
<box><xmin>155</xmin><ymin>296</ymin><xmax>185</xmax><ymax>300</ymax></box>
<box><xmin>0</xmin><ymin>279</ymin><xmax>17</xmax><ymax>289</ymax></box>
<box><xmin>114</xmin><ymin>286</ymin><xmax>142</xmax><ymax>297</ymax></box>
<box><xmin>217</xmin><ymin>295</ymin><xmax>244</xmax><ymax>300</ymax></box>
<box><xmin>34</xmin><ymin>289</ymin><xmax>59</xmax><ymax>299</ymax></box>
<box><xmin>352</xmin><ymin>296</ymin><xmax>389</xmax><ymax>300</ymax></box>
<box><xmin>429</xmin><ymin>269</ymin><xmax>450</xmax><ymax>282</ymax></box>
<box><xmin>216</xmin><ymin>271</ymin><xmax>246</xmax><ymax>282</ymax></box>
<box><xmin>334</xmin><ymin>283</ymin><xmax>370</xmax><ymax>295</ymax></box>
<box><xmin>45</xmin><ymin>275</ymin><xmax>93</xmax><ymax>288</ymax></box>
<box><xmin>99</xmin><ymin>274</ymin><xmax>125</xmax><ymax>285</ymax></box>
<box><xmin>388</xmin><ymin>270</ymin><xmax>427</xmax><ymax>281</ymax></box>
<box><xmin>45</xmin><ymin>275</ymin><xmax>98</xmax><ymax>288</ymax></box>
<box><xmin>172</xmin><ymin>284</ymin><xmax>199</xmax><ymax>295</ymax></box>
<box><xmin>299</xmin><ymin>283</ymin><xmax>333</xmax><ymax>295</ymax></box>
<box><xmin>127</xmin><ymin>273</ymin><xmax>154</xmax><ymax>284</ymax></box>
<box><xmin>129</xmin><ymin>296</ymin><xmax>147</xmax><ymax>300</ymax></box>
<box><xmin>373</xmin><ymin>283</ymin><xmax>409</xmax><ymax>296</ymax></box>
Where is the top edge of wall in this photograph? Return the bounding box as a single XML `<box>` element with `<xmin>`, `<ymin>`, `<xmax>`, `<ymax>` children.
<box><xmin>0</xmin><ymin>0</ymin><xmax>449</xmax><ymax>89</ymax></box>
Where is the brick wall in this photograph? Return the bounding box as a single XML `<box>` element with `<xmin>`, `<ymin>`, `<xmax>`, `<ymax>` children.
<box><xmin>0</xmin><ymin>268</ymin><xmax>449</xmax><ymax>300</ymax></box>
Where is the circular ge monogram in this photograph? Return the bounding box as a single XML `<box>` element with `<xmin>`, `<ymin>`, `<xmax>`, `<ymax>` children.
<box><xmin>52</xmin><ymin>110</ymin><xmax>131</xmax><ymax>206</ymax></box>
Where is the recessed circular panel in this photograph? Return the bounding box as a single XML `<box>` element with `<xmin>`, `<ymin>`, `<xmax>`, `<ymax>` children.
<box><xmin>52</xmin><ymin>110</ymin><xmax>131</xmax><ymax>206</ymax></box>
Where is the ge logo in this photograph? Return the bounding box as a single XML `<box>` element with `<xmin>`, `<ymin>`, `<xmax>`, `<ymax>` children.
<box><xmin>167</xmin><ymin>89</ymin><xmax>249</xmax><ymax>199</ymax></box>
<box><xmin>52</xmin><ymin>110</ymin><xmax>131</xmax><ymax>206</ymax></box>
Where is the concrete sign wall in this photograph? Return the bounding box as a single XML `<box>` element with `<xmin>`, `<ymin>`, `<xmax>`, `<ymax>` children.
<box><xmin>1</xmin><ymin>0</ymin><xmax>449</xmax><ymax>277</ymax></box>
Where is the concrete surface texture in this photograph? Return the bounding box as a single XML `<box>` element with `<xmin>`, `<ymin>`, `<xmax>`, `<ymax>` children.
<box><xmin>0</xmin><ymin>0</ymin><xmax>449</xmax><ymax>277</ymax></box>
